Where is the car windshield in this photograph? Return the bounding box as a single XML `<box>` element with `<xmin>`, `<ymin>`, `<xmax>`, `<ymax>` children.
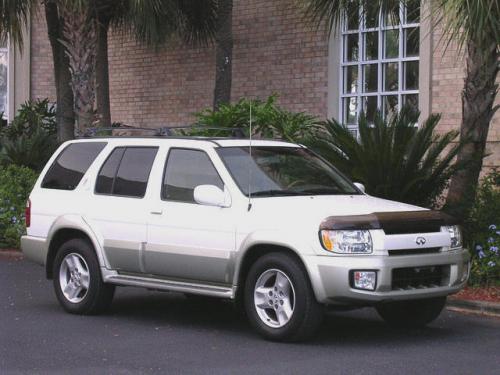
<box><xmin>217</xmin><ymin>146</ymin><xmax>360</xmax><ymax>197</ymax></box>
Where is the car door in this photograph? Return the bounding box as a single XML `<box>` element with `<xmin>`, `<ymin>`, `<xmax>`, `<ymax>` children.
<box><xmin>86</xmin><ymin>146</ymin><xmax>159</xmax><ymax>273</ymax></box>
<box><xmin>145</xmin><ymin>147</ymin><xmax>236</xmax><ymax>284</ymax></box>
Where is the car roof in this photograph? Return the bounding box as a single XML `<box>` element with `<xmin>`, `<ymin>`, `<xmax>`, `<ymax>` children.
<box><xmin>70</xmin><ymin>137</ymin><xmax>301</xmax><ymax>148</ymax></box>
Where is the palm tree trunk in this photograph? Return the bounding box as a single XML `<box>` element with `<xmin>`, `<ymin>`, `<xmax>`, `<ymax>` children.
<box><xmin>44</xmin><ymin>1</ymin><xmax>75</xmax><ymax>142</ymax></box>
<box><xmin>96</xmin><ymin>15</ymin><xmax>111</xmax><ymax>127</ymax></box>
<box><xmin>58</xmin><ymin>3</ymin><xmax>97</xmax><ymax>134</ymax></box>
<box><xmin>213</xmin><ymin>0</ymin><xmax>233</xmax><ymax>111</ymax></box>
<box><xmin>445</xmin><ymin>39</ymin><xmax>499</xmax><ymax>218</ymax></box>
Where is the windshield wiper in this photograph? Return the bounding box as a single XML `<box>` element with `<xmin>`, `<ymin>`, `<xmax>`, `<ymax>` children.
<box><xmin>297</xmin><ymin>187</ymin><xmax>357</xmax><ymax>195</ymax></box>
<box><xmin>250</xmin><ymin>190</ymin><xmax>303</xmax><ymax>197</ymax></box>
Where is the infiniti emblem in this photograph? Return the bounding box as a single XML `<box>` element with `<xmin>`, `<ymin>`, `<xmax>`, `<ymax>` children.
<box><xmin>416</xmin><ymin>237</ymin><xmax>427</xmax><ymax>246</ymax></box>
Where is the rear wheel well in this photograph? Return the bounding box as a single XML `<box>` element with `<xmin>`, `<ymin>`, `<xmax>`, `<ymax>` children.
<box><xmin>46</xmin><ymin>229</ymin><xmax>94</xmax><ymax>279</ymax></box>
<box><xmin>235</xmin><ymin>244</ymin><xmax>308</xmax><ymax>304</ymax></box>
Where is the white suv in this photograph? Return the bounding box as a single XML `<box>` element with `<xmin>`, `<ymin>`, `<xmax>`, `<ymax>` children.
<box><xmin>21</xmin><ymin>136</ymin><xmax>470</xmax><ymax>341</ymax></box>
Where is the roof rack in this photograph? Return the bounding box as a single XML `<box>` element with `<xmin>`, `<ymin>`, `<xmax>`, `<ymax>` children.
<box><xmin>79</xmin><ymin>125</ymin><xmax>246</xmax><ymax>138</ymax></box>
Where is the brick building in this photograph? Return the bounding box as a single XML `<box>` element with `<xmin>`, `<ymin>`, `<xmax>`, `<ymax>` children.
<box><xmin>3</xmin><ymin>0</ymin><xmax>499</xmax><ymax>168</ymax></box>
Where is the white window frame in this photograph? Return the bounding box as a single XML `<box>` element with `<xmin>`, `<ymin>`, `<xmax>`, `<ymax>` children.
<box><xmin>339</xmin><ymin>1</ymin><xmax>420</xmax><ymax>132</ymax></box>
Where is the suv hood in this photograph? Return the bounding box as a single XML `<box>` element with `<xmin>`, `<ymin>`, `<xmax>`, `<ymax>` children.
<box><xmin>250</xmin><ymin>194</ymin><xmax>425</xmax><ymax>225</ymax></box>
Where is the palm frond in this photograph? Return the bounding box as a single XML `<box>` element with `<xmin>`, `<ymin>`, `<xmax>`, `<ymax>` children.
<box><xmin>122</xmin><ymin>0</ymin><xmax>217</xmax><ymax>47</ymax></box>
<box><xmin>301</xmin><ymin>0</ymin><xmax>402</xmax><ymax>33</ymax></box>
<box><xmin>174</xmin><ymin>0</ymin><xmax>217</xmax><ymax>45</ymax></box>
<box><xmin>0</xmin><ymin>0</ymin><xmax>37</xmax><ymax>48</ymax></box>
<box><xmin>433</xmin><ymin>0</ymin><xmax>500</xmax><ymax>53</ymax></box>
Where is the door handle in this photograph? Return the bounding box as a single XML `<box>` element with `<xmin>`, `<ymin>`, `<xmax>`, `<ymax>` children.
<box><xmin>150</xmin><ymin>210</ymin><xmax>163</xmax><ymax>215</ymax></box>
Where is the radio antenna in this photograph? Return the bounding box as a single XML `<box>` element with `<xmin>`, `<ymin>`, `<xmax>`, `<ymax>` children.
<box><xmin>247</xmin><ymin>99</ymin><xmax>253</xmax><ymax>211</ymax></box>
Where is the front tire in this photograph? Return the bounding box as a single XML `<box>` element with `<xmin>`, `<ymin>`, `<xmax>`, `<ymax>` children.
<box><xmin>53</xmin><ymin>238</ymin><xmax>115</xmax><ymax>315</ymax></box>
<box><xmin>244</xmin><ymin>252</ymin><xmax>323</xmax><ymax>342</ymax></box>
<box><xmin>376</xmin><ymin>297</ymin><xmax>446</xmax><ymax>328</ymax></box>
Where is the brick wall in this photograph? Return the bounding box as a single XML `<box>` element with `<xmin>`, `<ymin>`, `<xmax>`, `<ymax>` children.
<box><xmin>29</xmin><ymin>1</ymin><xmax>498</xmax><ymax>168</ymax></box>
<box><xmin>30</xmin><ymin>0</ymin><xmax>328</xmax><ymax>128</ymax></box>
<box><xmin>30</xmin><ymin>10</ymin><xmax>56</xmax><ymax>102</ymax></box>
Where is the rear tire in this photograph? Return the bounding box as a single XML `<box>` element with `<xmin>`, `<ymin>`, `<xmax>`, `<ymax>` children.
<box><xmin>53</xmin><ymin>238</ymin><xmax>115</xmax><ymax>315</ymax></box>
<box><xmin>244</xmin><ymin>252</ymin><xmax>323</xmax><ymax>342</ymax></box>
<box><xmin>376</xmin><ymin>297</ymin><xmax>446</xmax><ymax>328</ymax></box>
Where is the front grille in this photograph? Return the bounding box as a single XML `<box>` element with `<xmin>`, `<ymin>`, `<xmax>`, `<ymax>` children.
<box><xmin>383</xmin><ymin>223</ymin><xmax>441</xmax><ymax>235</ymax></box>
<box><xmin>388</xmin><ymin>247</ymin><xmax>441</xmax><ymax>256</ymax></box>
<box><xmin>392</xmin><ymin>265</ymin><xmax>449</xmax><ymax>290</ymax></box>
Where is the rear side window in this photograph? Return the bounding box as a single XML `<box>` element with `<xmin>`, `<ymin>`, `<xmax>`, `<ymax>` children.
<box><xmin>162</xmin><ymin>148</ymin><xmax>224</xmax><ymax>203</ymax></box>
<box><xmin>42</xmin><ymin>142</ymin><xmax>107</xmax><ymax>190</ymax></box>
<box><xmin>95</xmin><ymin>147</ymin><xmax>125</xmax><ymax>194</ymax></box>
<box><xmin>95</xmin><ymin>147</ymin><xmax>158</xmax><ymax>198</ymax></box>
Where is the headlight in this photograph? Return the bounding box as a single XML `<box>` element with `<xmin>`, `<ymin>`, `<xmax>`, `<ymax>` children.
<box><xmin>320</xmin><ymin>230</ymin><xmax>373</xmax><ymax>254</ymax></box>
<box><xmin>443</xmin><ymin>225</ymin><xmax>462</xmax><ymax>248</ymax></box>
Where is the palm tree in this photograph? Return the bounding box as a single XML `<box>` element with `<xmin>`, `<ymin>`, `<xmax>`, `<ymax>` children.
<box><xmin>95</xmin><ymin>1</ymin><xmax>125</xmax><ymax>128</ymax></box>
<box><xmin>302</xmin><ymin>0</ymin><xmax>499</xmax><ymax>218</ymax></box>
<box><xmin>0</xmin><ymin>0</ymin><xmax>75</xmax><ymax>142</ymax></box>
<box><xmin>58</xmin><ymin>0</ymin><xmax>98</xmax><ymax>133</ymax></box>
<box><xmin>213</xmin><ymin>0</ymin><xmax>233</xmax><ymax>110</ymax></box>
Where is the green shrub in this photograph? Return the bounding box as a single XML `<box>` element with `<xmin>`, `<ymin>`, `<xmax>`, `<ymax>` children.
<box><xmin>0</xmin><ymin>99</ymin><xmax>58</xmax><ymax>171</ymax></box>
<box><xmin>0</xmin><ymin>99</ymin><xmax>57</xmax><ymax>139</ymax></box>
<box><xmin>0</xmin><ymin>130</ymin><xmax>58</xmax><ymax>171</ymax></box>
<box><xmin>192</xmin><ymin>95</ymin><xmax>320</xmax><ymax>141</ymax></box>
<box><xmin>304</xmin><ymin>108</ymin><xmax>463</xmax><ymax>208</ymax></box>
<box><xmin>465</xmin><ymin>169</ymin><xmax>500</xmax><ymax>286</ymax></box>
<box><xmin>0</xmin><ymin>165</ymin><xmax>38</xmax><ymax>248</ymax></box>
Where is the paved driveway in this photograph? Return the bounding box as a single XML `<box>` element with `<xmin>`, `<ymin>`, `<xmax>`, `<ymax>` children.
<box><xmin>1</xmin><ymin>255</ymin><xmax>499</xmax><ymax>375</ymax></box>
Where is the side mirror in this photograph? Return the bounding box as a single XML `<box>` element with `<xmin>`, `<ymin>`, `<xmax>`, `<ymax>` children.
<box><xmin>194</xmin><ymin>185</ymin><xmax>230</xmax><ymax>207</ymax></box>
<box><xmin>354</xmin><ymin>182</ymin><xmax>366</xmax><ymax>194</ymax></box>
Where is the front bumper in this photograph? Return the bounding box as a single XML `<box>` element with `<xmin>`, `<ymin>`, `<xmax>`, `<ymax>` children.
<box><xmin>305</xmin><ymin>248</ymin><xmax>470</xmax><ymax>305</ymax></box>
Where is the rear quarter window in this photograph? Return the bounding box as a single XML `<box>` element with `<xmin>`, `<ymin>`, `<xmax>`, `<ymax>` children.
<box><xmin>95</xmin><ymin>147</ymin><xmax>158</xmax><ymax>198</ymax></box>
<box><xmin>41</xmin><ymin>142</ymin><xmax>107</xmax><ymax>190</ymax></box>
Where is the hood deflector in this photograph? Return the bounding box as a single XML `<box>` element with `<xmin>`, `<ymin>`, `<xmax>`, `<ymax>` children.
<box><xmin>319</xmin><ymin>210</ymin><xmax>460</xmax><ymax>235</ymax></box>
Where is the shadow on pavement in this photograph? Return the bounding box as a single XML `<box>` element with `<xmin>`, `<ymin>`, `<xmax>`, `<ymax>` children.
<box><xmin>105</xmin><ymin>290</ymin><xmax>458</xmax><ymax>345</ymax></box>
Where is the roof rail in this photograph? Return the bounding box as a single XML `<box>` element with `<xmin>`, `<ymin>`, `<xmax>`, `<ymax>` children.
<box><xmin>79</xmin><ymin>125</ymin><xmax>246</xmax><ymax>138</ymax></box>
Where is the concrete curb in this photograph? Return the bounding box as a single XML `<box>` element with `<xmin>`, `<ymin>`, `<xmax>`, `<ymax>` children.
<box><xmin>447</xmin><ymin>298</ymin><xmax>500</xmax><ymax>318</ymax></box>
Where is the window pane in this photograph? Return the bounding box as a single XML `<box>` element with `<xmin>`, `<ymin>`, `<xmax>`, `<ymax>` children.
<box><xmin>344</xmin><ymin>66</ymin><xmax>358</xmax><ymax>94</ymax></box>
<box><xmin>346</xmin><ymin>0</ymin><xmax>359</xmax><ymax>30</ymax></box>
<box><xmin>362</xmin><ymin>96</ymin><xmax>378</xmax><ymax>123</ymax></box>
<box><xmin>344</xmin><ymin>34</ymin><xmax>359</xmax><ymax>62</ymax></box>
<box><xmin>343</xmin><ymin>97</ymin><xmax>358</xmax><ymax>125</ymax></box>
<box><xmin>384</xmin><ymin>8</ymin><xmax>399</xmax><ymax>26</ymax></box>
<box><xmin>383</xmin><ymin>62</ymin><xmax>398</xmax><ymax>91</ymax></box>
<box><xmin>0</xmin><ymin>51</ymin><xmax>7</xmax><ymax>115</ymax></box>
<box><xmin>163</xmin><ymin>149</ymin><xmax>224</xmax><ymax>203</ymax></box>
<box><xmin>364</xmin><ymin>32</ymin><xmax>378</xmax><ymax>60</ymax></box>
<box><xmin>363</xmin><ymin>64</ymin><xmax>378</xmax><ymax>92</ymax></box>
<box><xmin>383</xmin><ymin>95</ymin><xmax>398</xmax><ymax>119</ymax></box>
<box><xmin>42</xmin><ymin>143</ymin><xmax>107</xmax><ymax>190</ymax></box>
<box><xmin>95</xmin><ymin>147</ymin><xmax>125</xmax><ymax>194</ymax></box>
<box><xmin>404</xmin><ymin>61</ymin><xmax>419</xmax><ymax>90</ymax></box>
<box><xmin>406</xmin><ymin>0</ymin><xmax>420</xmax><ymax>23</ymax></box>
<box><xmin>364</xmin><ymin>2</ymin><xmax>379</xmax><ymax>28</ymax></box>
<box><xmin>384</xmin><ymin>30</ymin><xmax>399</xmax><ymax>58</ymax></box>
<box><xmin>403</xmin><ymin>94</ymin><xmax>419</xmax><ymax>115</ymax></box>
<box><xmin>113</xmin><ymin>147</ymin><xmax>158</xmax><ymax>198</ymax></box>
<box><xmin>405</xmin><ymin>27</ymin><xmax>419</xmax><ymax>57</ymax></box>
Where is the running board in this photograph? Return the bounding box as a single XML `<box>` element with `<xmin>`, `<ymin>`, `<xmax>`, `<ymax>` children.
<box><xmin>104</xmin><ymin>273</ymin><xmax>235</xmax><ymax>299</ymax></box>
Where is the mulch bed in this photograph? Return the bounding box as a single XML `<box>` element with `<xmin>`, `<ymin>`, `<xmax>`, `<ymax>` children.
<box><xmin>451</xmin><ymin>286</ymin><xmax>500</xmax><ymax>304</ymax></box>
<box><xmin>0</xmin><ymin>248</ymin><xmax>23</xmax><ymax>259</ymax></box>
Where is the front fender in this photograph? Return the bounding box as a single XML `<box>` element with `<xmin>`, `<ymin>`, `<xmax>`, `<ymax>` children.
<box><xmin>231</xmin><ymin>230</ymin><xmax>321</xmax><ymax>299</ymax></box>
